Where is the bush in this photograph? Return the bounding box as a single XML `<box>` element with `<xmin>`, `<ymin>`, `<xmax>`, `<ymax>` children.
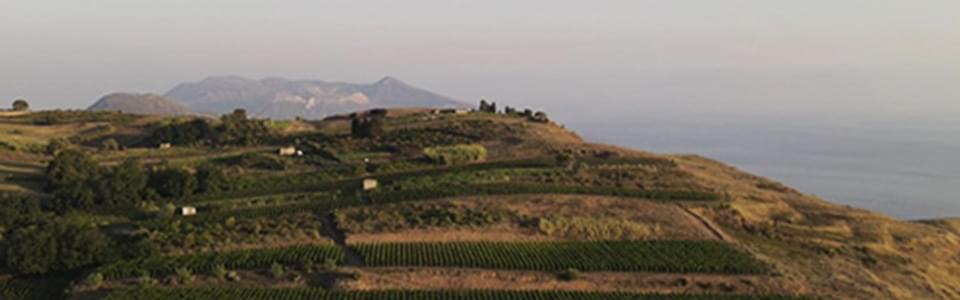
<box><xmin>174</xmin><ymin>267</ymin><xmax>194</xmax><ymax>284</ymax></box>
<box><xmin>321</xmin><ymin>258</ymin><xmax>338</xmax><ymax>272</ymax></box>
<box><xmin>84</xmin><ymin>273</ymin><xmax>104</xmax><ymax>289</ymax></box>
<box><xmin>270</xmin><ymin>262</ymin><xmax>285</xmax><ymax>279</ymax></box>
<box><xmin>138</xmin><ymin>271</ymin><xmax>157</xmax><ymax>287</ymax></box>
<box><xmin>101</xmin><ymin>139</ymin><xmax>120</xmax><ymax>151</ymax></box>
<box><xmin>148</xmin><ymin>167</ymin><xmax>198</xmax><ymax>198</ymax></box>
<box><xmin>557</xmin><ymin>268</ymin><xmax>580</xmax><ymax>281</ymax></box>
<box><xmin>212</xmin><ymin>264</ymin><xmax>228</xmax><ymax>280</ymax></box>
<box><xmin>423</xmin><ymin>144</ymin><xmax>487</xmax><ymax>165</ymax></box>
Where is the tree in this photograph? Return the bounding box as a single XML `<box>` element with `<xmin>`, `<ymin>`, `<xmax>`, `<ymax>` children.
<box><xmin>196</xmin><ymin>164</ymin><xmax>227</xmax><ymax>193</ymax></box>
<box><xmin>45</xmin><ymin>150</ymin><xmax>102</xmax><ymax>211</ymax></box>
<box><xmin>147</xmin><ymin>119</ymin><xmax>214</xmax><ymax>146</ymax></box>
<box><xmin>96</xmin><ymin>159</ymin><xmax>147</xmax><ymax>206</ymax></box>
<box><xmin>350</xmin><ymin>117</ymin><xmax>384</xmax><ymax>138</ymax></box>
<box><xmin>218</xmin><ymin>110</ymin><xmax>272</xmax><ymax>146</ymax></box>
<box><xmin>4</xmin><ymin>225</ymin><xmax>57</xmax><ymax>274</ymax></box>
<box><xmin>3</xmin><ymin>221</ymin><xmax>114</xmax><ymax>274</ymax></box>
<box><xmin>531</xmin><ymin>111</ymin><xmax>549</xmax><ymax>123</ymax></box>
<box><xmin>148</xmin><ymin>167</ymin><xmax>197</xmax><ymax>198</ymax></box>
<box><xmin>11</xmin><ymin>99</ymin><xmax>29</xmax><ymax>111</ymax></box>
<box><xmin>56</xmin><ymin>222</ymin><xmax>112</xmax><ymax>270</ymax></box>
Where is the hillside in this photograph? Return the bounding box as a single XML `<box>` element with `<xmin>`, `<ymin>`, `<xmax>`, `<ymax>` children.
<box><xmin>87</xmin><ymin>93</ymin><xmax>192</xmax><ymax>116</ymax></box>
<box><xmin>164</xmin><ymin>76</ymin><xmax>467</xmax><ymax>119</ymax></box>
<box><xmin>0</xmin><ymin>107</ymin><xmax>958</xmax><ymax>300</ymax></box>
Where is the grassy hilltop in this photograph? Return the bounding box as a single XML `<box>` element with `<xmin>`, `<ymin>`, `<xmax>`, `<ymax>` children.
<box><xmin>0</xmin><ymin>104</ymin><xmax>958</xmax><ymax>300</ymax></box>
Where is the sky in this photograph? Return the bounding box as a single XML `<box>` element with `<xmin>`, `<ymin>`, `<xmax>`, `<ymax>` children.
<box><xmin>2</xmin><ymin>0</ymin><xmax>959</xmax><ymax>123</ymax></box>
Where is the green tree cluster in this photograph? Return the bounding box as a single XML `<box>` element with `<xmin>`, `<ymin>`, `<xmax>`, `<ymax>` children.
<box><xmin>3</xmin><ymin>220</ymin><xmax>113</xmax><ymax>274</ymax></box>
<box><xmin>44</xmin><ymin>150</ymin><xmax>227</xmax><ymax>212</ymax></box>
<box><xmin>350</xmin><ymin>116</ymin><xmax>385</xmax><ymax>138</ymax></box>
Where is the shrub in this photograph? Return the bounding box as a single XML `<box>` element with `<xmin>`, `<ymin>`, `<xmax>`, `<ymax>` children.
<box><xmin>558</xmin><ymin>268</ymin><xmax>580</xmax><ymax>281</ymax></box>
<box><xmin>270</xmin><ymin>262</ymin><xmax>285</xmax><ymax>279</ymax></box>
<box><xmin>138</xmin><ymin>271</ymin><xmax>157</xmax><ymax>287</ymax></box>
<box><xmin>84</xmin><ymin>273</ymin><xmax>104</xmax><ymax>289</ymax></box>
<box><xmin>321</xmin><ymin>258</ymin><xmax>338</xmax><ymax>272</ymax></box>
<box><xmin>174</xmin><ymin>267</ymin><xmax>194</xmax><ymax>284</ymax></box>
<box><xmin>212</xmin><ymin>264</ymin><xmax>228</xmax><ymax>280</ymax></box>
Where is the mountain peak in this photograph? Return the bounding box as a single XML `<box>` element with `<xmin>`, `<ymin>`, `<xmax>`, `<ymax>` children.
<box><xmin>375</xmin><ymin>76</ymin><xmax>403</xmax><ymax>85</ymax></box>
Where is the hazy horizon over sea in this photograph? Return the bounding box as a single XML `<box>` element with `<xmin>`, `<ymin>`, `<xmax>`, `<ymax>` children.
<box><xmin>569</xmin><ymin>114</ymin><xmax>960</xmax><ymax>220</ymax></box>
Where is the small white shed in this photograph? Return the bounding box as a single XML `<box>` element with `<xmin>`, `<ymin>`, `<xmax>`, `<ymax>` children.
<box><xmin>179</xmin><ymin>206</ymin><xmax>197</xmax><ymax>216</ymax></box>
<box><xmin>362</xmin><ymin>178</ymin><xmax>378</xmax><ymax>191</ymax></box>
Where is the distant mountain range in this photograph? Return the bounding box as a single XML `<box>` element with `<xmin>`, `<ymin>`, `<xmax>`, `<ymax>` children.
<box><xmin>87</xmin><ymin>76</ymin><xmax>468</xmax><ymax>119</ymax></box>
<box><xmin>87</xmin><ymin>93</ymin><xmax>192</xmax><ymax>116</ymax></box>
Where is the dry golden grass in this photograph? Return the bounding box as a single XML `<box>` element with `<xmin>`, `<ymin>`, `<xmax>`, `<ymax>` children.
<box><xmin>341</xmin><ymin>267</ymin><xmax>802</xmax><ymax>294</ymax></box>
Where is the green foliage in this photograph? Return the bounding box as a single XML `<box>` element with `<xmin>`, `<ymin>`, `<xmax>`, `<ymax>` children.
<box><xmin>46</xmin><ymin>150</ymin><xmax>152</xmax><ymax>211</ymax></box>
<box><xmin>321</xmin><ymin>258</ymin><xmax>338</xmax><ymax>272</ymax></box>
<box><xmin>558</xmin><ymin>268</ymin><xmax>581</xmax><ymax>281</ymax></box>
<box><xmin>479</xmin><ymin>99</ymin><xmax>497</xmax><ymax>113</ymax></box>
<box><xmin>218</xmin><ymin>109</ymin><xmax>273</xmax><ymax>146</ymax></box>
<box><xmin>96</xmin><ymin>159</ymin><xmax>148</xmax><ymax>206</ymax></box>
<box><xmin>212</xmin><ymin>264</ymin><xmax>228</xmax><ymax>280</ymax></box>
<box><xmin>147</xmin><ymin>119</ymin><xmax>215</xmax><ymax>146</ymax></box>
<box><xmin>423</xmin><ymin>144</ymin><xmax>487</xmax><ymax>165</ymax></box>
<box><xmin>355</xmin><ymin>240</ymin><xmax>767</xmax><ymax>274</ymax></box>
<box><xmin>270</xmin><ymin>262</ymin><xmax>285</xmax><ymax>279</ymax></box>
<box><xmin>335</xmin><ymin>202</ymin><xmax>511</xmax><ymax>234</ymax></box>
<box><xmin>84</xmin><ymin>273</ymin><xmax>105</xmax><ymax>289</ymax></box>
<box><xmin>95</xmin><ymin>244</ymin><xmax>344</xmax><ymax>279</ymax></box>
<box><xmin>3</xmin><ymin>221</ymin><xmax>114</xmax><ymax>274</ymax></box>
<box><xmin>45</xmin><ymin>137</ymin><xmax>71</xmax><ymax>155</ymax></box>
<box><xmin>196</xmin><ymin>164</ymin><xmax>228</xmax><ymax>193</ymax></box>
<box><xmin>149</xmin><ymin>167</ymin><xmax>198</xmax><ymax>199</ymax></box>
<box><xmin>175</xmin><ymin>267</ymin><xmax>194</xmax><ymax>284</ymax></box>
<box><xmin>350</xmin><ymin>116</ymin><xmax>385</xmax><ymax>138</ymax></box>
<box><xmin>11</xmin><ymin>99</ymin><xmax>29</xmax><ymax>111</ymax></box>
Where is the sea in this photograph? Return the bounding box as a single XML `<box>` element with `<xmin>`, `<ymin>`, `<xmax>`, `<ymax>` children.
<box><xmin>570</xmin><ymin>115</ymin><xmax>960</xmax><ymax>220</ymax></box>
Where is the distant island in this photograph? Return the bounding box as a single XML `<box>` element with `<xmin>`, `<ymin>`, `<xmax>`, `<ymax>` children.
<box><xmin>88</xmin><ymin>76</ymin><xmax>467</xmax><ymax>119</ymax></box>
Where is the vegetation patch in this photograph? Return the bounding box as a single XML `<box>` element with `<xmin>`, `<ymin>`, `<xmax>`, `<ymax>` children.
<box><xmin>535</xmin><ymin>217</ymin><xmax>655</xmax><ymax>240</ymax></box>
<box><xmin>423</xmin><ymin>144</ymin><xmax>488</xmax><ymax>165</ymax></box>
<box><xmin>335</xmin><ymin>201</ymin><xmax>514</xmax><ymax>233</ymax></box>
<box><xmin>353</xmin><ymin>240</ymin><xmax>768</xmax><ymax>274</ymax></box>
<box><xmin>95</xmin><ymin>244</ymin><xmax>344</xmax><ymax>279</ymax></box>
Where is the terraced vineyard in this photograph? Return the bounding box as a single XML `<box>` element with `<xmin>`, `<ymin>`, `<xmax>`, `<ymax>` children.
<box><xmin>0</xmin><ymin>109</ymin><xmax>841</xmax><ymax>299</ymax></box>
<box><xmin>96</xmin><ymin>245</ymin><xmax>344</xmax><ymax>279</ymax></box>
<box><xmin>354</xmin><ymin>240</ymin><xmax>767</xmax><ymax>274</ymax></box>
<box><xmin>102</xmin><ymin>288</ymin><xmax>813</xmax><ymax>300</ymax></box>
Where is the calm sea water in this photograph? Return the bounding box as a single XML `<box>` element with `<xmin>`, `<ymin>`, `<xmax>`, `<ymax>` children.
<box><xmin>570</xmin><ymin>116</ymin><xmax>960</xmax><ymax>220</ymax></box>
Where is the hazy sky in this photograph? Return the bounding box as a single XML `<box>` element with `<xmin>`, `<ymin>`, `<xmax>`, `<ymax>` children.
<box><xmin>2</xmin><ymin>0</ymin><xmax>959</xmax><ymax>122</ymax></box>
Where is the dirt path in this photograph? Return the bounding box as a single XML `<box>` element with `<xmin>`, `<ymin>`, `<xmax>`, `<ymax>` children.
<box><xmin>676</xmin><ymin>203</ymin><xmax>729</xmax><ymax>241</ymax></box>
<box><xmin>321</xmin><ymin>213</ymin><xmax>365</xmax><ymax>267</ymax></box>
